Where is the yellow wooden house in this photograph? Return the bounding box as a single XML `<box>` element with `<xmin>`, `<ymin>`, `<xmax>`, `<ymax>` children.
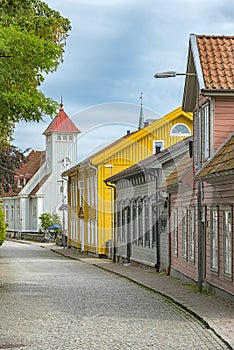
<box><xmin>63</xmin><ymin>107</ymin><xmax>193</xmax><ymax>256</ymax></box>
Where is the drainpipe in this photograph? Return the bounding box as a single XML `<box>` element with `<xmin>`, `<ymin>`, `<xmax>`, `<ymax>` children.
<box><xmin>157</xmin><ymin>190</ymin><xmax>170</xmax><ymax>274</ymax></box>
<box><xmin>104</xmin><ymin>180</ymin><xmax>116</xmax><ymax>263</ymax></box>
<box><xmin>87</xmin><ymin>163</ymin><xmax>98</xmax><ymax>256</ymax></box>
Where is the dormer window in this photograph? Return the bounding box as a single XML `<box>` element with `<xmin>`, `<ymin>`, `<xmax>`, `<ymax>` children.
<box><xmin>170</xmin><ymin>123</ymin><xmax>191</xmax><ymax>137</ymax></box>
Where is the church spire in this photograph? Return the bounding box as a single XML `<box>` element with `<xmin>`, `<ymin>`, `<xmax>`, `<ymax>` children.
<box><xmin>138</xmin><ymin>92</ymin><xmax>145</xmax><ymax>129</ymax></box>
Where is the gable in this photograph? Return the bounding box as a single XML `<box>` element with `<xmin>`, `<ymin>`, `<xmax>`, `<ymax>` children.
<box><xmin>87</xmin><ymin>107</ymin><xmax>192</xmax><ymax>165</ymax></box>
<box><xmin>183</xmin><ymin>34</ymin><xmax>234</xmax><ymax>112</ymax></box>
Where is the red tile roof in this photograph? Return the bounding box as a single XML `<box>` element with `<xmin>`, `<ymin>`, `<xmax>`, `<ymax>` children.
<box><xmin>43</xmin><ymin>104</ymin><xmax>81</xmax><ymax>135</ymax></box>
<box><xmin>197</xmin><ymin>35</ymin><xmax>234</xmax><ymax>90</ymax></box>
<box><xmin>198</xmin><ymin>132</ymin><xmax>234</xmax><ymax>181</ymax></box>
<box><xmin>1</xmin><ymin>150</ymin><xmax>45</xmax><ymax>197</ymax></box>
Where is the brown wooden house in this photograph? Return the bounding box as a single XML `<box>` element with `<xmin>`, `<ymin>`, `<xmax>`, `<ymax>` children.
<box><xmin>164</xmin><ymin>34</ymin><xmax>234</xmax><ymax>299</ymax></box>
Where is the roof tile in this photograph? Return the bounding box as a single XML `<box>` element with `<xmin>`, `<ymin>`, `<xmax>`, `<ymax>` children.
<box><xmin>1</xmin><ymin>150</ymin><xmax>45</xmax><ymax>197</ymax></box>
<box><xmin>197</xmin><ymin>35</ymin><xmax>234</xmax><ymax>90</ymax></box>
<box><xmin>199</xmin><ymin>132</ymin><xmax>234</xmax><ymax>179</ymax></box>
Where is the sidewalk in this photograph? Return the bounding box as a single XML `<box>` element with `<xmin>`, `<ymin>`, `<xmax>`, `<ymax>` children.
<box><xmin>32</xmin><ymin>241</ymin><xmax>234</xmax><ymax>349</ymax></box>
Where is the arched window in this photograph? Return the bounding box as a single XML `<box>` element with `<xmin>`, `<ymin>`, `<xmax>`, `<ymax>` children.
<box><xmin>170</xmin><ymin>123</ymin><xmax>191</xmax><ymax>136</ymax></box>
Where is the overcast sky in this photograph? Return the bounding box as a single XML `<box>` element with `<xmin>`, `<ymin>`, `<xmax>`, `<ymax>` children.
<box><xmin>13</xmin><ymin>0</ymin><xmax>234</xmax><ymax>161</ymax></box>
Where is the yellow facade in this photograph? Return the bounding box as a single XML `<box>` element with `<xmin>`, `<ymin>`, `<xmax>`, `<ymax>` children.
<box><xmin>63</xmin><ymin>107</ymin><xmax>193</xmax><ymax>256</ymax></box>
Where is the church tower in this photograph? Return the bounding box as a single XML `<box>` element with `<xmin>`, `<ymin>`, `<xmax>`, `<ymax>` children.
<box><xmin>43</xmin><ymin>102</ymin><xmax>81</xmax><ymax>177</ymax></box>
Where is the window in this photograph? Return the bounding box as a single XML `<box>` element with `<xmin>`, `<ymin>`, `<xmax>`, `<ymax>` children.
<box><xmin>78</xmin><ymin>181</ymin><xmax>84</xmax><ymax>208</ymax></box>
<box><xmin>62</xmin><ymin>134</ymin><xmax>67</xmax><ymax>141</ymax></box>
<box><xmin>223</xmin><ymin>209</ymin><xmax>232</xmax><ymax>277</ymax></box>
<box><xmin>144</xmin><ymin>201</ymin><xmax>150</xmax><ymax>247</ymax></box>
<box><xmin>61</xmin><ymin>157</ymin><xmax>71</xmax><ymax>168</ymax></box>
<box><xmin>57</xmin><ymin>134</ymin><xmax>61</xmax><ymax>141</ymax></box>
<box><xmin>170</xmin><ymin>123</ymin><xmax>191</xmax><ymax>137</ymax></box>
<box><xmin>5</xmin><ymin>205</ymin><xmax>9</xmax><ymax>221</ymax></box>
<box><xmin>90</xmin><ymin>176</ymin><xmax>96</xmax><ymax>206</ymax></box>
<box><xmin>182</xmin><ymin>210</ymin><xmax>187</xmax><ymax>259</ymax></box>
<box><xmin>210</xmin><ymin>208</ymin><xmax>218</xmax><ymax>272</ymax></box>
<box><xmin>152</xmin><ymin>204</ymin><xmax>157</xmax><ymax>246</ymax></box>
<box><xmin>132</xmin><ymin>203</ymin><xmax>137</xmax><ymax>244</ymax></box>
<box><xmin>122</xmin><ymin>208</ymin><xmax>126</xmax><ymax>242</ymax></box>
<box><xmin>117</xmin><ymin>205</ymin><xmax>122</xmax><ymax>242</ymax></box>
<box><xmin>11</xmin><ymin>204</ymin><xmax>14</xmax><ymax>221</ymax></box>
<box><xmin>203</xmin><ymin>104</ymin><xmax>210</xmax><ymax>160</ymax></box>
<box><xmin>173</xmin><ymin>209</ymin><xmax>178</xmax><ymax>256</ymax></box>
<box><xmin>188</xmin><ymin>208</ymin><xmax>195</xmax><ymax>262</ymax></box>
<box><xmin>153</xmin><ymin>140</ymin><xmax>164</xmax><ymax>155</ymax></box>
<box><xmin>138</xmin><ymin>200</ymin><xmax>143</xmax><ymax>245</ymax></box>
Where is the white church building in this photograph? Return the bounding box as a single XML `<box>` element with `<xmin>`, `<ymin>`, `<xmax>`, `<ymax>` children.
<box><xmin>2</xmin><ymin>104</ymin><xmax>80</xmax><ymax>237</ymax></box>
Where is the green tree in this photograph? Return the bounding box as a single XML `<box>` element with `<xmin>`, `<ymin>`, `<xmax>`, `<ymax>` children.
<box><xmin>51</xmin><ymin>213</ymin><xmax>62</xmax><ymax>226</ymax></box>
<box><xmin>0</xmin><ymin>199</ymin><xmax>7</xmax><ymax>245</ymax></box>
<box><xmin>0</xmin><ymin>0</ymin><xmax>71</xmax><ymax>142</ymax></box>
<box><xmin>39</xmin><ymin>212</ymin><xmax>61</xmax><ymax>232</ymax></box>
<box><xmin>39</xmin><ymin>213</ymin><xmax>53</xmax><ymax>232</ymax></box>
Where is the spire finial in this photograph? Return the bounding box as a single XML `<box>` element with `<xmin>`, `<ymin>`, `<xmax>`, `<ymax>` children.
<box><xmin>138</xmin><ymin>92</ymin><xmax>144</xmax><ymax>129</ymax></box>
<box><xmin>140</xmin><ymin>92</ymin><xmax>143</xmax><ymax>106</ymax></box>
<box><xmin>60</xmin><ymin>96</ymin><xmax>63</xmax><ymax>110</ymax></box>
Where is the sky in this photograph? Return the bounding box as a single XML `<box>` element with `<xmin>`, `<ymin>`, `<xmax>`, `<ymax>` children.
<box><xmin>13</xmin><ymin>0</ymin><xmax>234</xmax><ymax>161</ymax></box>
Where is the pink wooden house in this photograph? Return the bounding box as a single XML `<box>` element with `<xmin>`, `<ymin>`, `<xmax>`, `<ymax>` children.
<box><xmin>164</xmin><ymin>34</ymin><xmax>234</xmax><ymax>299</ymax></box>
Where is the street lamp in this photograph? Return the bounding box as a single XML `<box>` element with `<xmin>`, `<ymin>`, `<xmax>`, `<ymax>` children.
<box><xmin>154</xmin><ymin>70</ymin><xmax>203</xmax><ymax>293</ymax></box>
<box><xmin>154</xmin><ymin>71</ymin><xmax>196</xmax><ymax>78</ymax></box>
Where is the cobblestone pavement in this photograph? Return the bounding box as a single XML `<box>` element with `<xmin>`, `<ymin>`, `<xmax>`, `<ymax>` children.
<box><xmin>0</xmin><ymin>241</ymin><xmax>231</xmax><ymax>350</ymax></box>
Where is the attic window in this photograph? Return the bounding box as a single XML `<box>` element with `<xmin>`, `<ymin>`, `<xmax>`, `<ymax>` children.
<box><xmin>170</xmin><ymin>123</ymin><xmax>191</xmax><ymax>136</ymax></box>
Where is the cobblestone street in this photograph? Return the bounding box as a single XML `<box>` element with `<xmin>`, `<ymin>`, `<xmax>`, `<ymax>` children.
<box><xmin>0</xmin><ymin>241</ymin><xmax>230</xmax><ymax>350</ymax></box>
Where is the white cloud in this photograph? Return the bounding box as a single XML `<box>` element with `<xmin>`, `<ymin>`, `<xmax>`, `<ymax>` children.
<box><xmin>13</xmin><ymin>0</ymin><xmax>234</xmax><ymax>152</ymax></box>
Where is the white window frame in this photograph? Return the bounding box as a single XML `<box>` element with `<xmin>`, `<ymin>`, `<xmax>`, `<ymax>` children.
<box><xmin>223</xmin><ymin>208</ymin><xmax>232</xmax><ymax>277</ymax></box>
<box><xmin>210</xmin><ymin>208</ymin><xmax>219</xmax><ymax>272</ymax></box>
<box><xmin>203</xmin><ymin>104</ymin><xmax>210</xmax><ymax>160</ymax></box>
<box><xmin>182</xmin><ymin>209</ymin><xmax>187</xmax><ymax>259</ymax></box>
<box><xmin>170</xmin><ymin>123</ymin><xmax>191</xmax><ymax>137</ymax></box>
<box><xmin>188</xmin><ymin>208</ymin><xmax>195</xmax><ymax>262</ymax></box>
<box><xmin>173</xmin><ymin>209</ymin><xmax>178</xmax><ymax>256</ymax></box>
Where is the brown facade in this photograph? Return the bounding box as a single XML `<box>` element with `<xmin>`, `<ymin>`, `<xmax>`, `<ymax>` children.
<box><xmin>165</xmin><ymin>34</ymin><xmax>234</xmax><ymax>299</ymax></box>
<box><xmin>168</xmin><ymin>174</ymin><xmax>234</xmax><ymax>297</ymax></box>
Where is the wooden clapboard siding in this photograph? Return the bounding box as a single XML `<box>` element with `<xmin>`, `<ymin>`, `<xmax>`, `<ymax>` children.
<box><xmin>214</xmin><ymin>98</ymin><xmax>234</xmax><ymax>151</ymax></box>
<box><xmin>64</xmin><ymin>107</ymin><xmax>193</xmax><ymax>256</ymax></box>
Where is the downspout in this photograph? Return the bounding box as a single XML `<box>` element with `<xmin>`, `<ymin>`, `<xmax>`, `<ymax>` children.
<box><xmin>104</xmin><ymin>180</ymin><xmax>116</xmax><ymax>263</ymax></box>
<box><xmin>155</xmin><ymin>170</ymin><xmax>160</xmax><ymax>272</ymax></box>
<box><xmin>87</xmin><ymin>163</ymin><xmax>98</xmax><ymax>256</ymax></box>
<box><xmin>158</xmin><ymin>190</ymin><xmax>169</xmax><ymax>274</ymax></box>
